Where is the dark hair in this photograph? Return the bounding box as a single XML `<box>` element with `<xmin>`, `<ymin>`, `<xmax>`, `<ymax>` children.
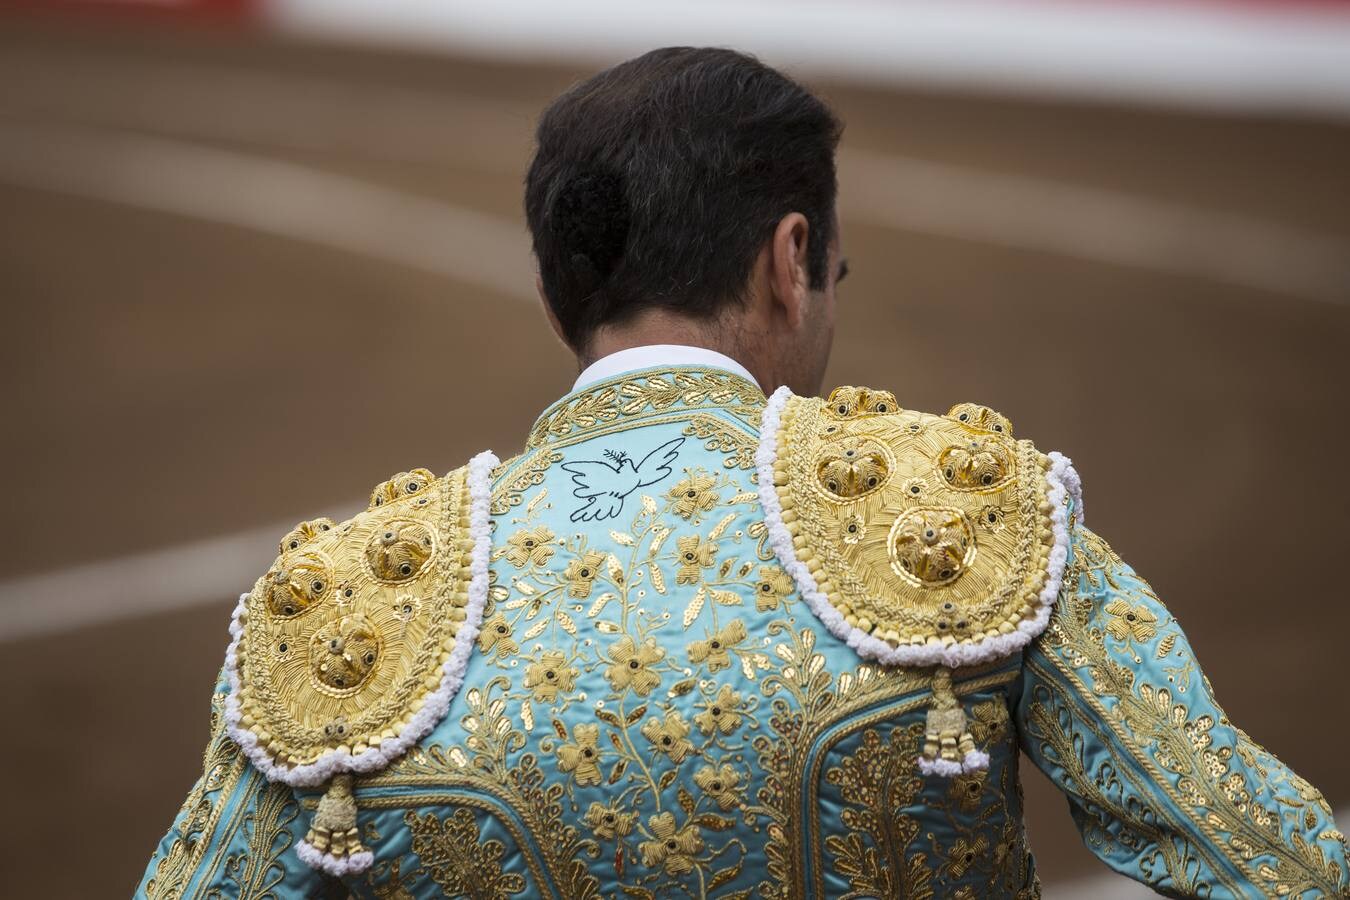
<box><xmin>525</xmin><ymin>47</ymin><xmax>842</xmax><ymax>350</ymax></box>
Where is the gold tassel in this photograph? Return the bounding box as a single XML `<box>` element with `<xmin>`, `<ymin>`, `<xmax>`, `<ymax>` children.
<box><xmin>920</xmin><ymin>667</ymin><xmax>986</xmax><ymax>776</ymax></box>
<box><xmin>304</xmin><ymin>774</ymin><xmax>369</xmax><ymax>864</ymax></box>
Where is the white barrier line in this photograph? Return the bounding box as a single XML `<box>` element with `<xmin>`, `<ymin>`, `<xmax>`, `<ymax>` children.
<box><xmin>0</xmin><ymin>49</ymin><xmax>536</xmax><ymax>175</ymax></box>
<box><xmin>0</xmin><ymin>121</ymin><xmax>537</xmax><ymax>303</ymax></box>
<box><xmin>0</xmin><ymin>509</ymin><xmax>352</xmax><ymax>643</ymax></box>
<box><xmin>0</xmin><ymin>118</ymin><xmax>1345</xmax><ymax>305</ymax></box>
<box><xmin>269</xmin><ymin>0</ymin><xmax>1350</xmax><ymax>119</ymax></box>
<box><xmin>840</xmin><ymin>147</ymin><xmax>1350</xmax><ymax>305</ymax></box>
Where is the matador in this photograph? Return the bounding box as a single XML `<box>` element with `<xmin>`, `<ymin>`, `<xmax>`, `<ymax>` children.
<box><xmin>140</xmin><ymin>47</ymin><xmax>1349</xmax><ymax>898</ymax></box>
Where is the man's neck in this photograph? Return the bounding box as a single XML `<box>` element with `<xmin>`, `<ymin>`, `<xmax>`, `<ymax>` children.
<box><xmin>579</xmin><ymin>314</ymin><xmax>761</xmax><ymax>383</ymax></box>
<box><xmin>581</xmin><ymin>314</ymin><xmax>734</xmax><ymax>369</ymax></box>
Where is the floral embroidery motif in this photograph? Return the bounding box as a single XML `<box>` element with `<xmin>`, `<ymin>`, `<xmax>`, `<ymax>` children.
<box><xmin>504</xmin><ymin>525</ymin><xmax>557</xmax><ymax>568</ymax></box>
<box><xmin>478</xmin><ymin>614</ymin><xmax>518</xmax><ymax>658</ymax></box>
<box><xmin>694</xmin><ymin>763</ymin><xmax>743</xmax><ymax>810</ymax></box>
<box><xmin>674</xmin><ymin>535</ymin><xmax>717</xmax><ymax>584</ymax></box>
<box><xmin>604</xmin><ymin>636</ymin><xmax>666</xmax><ymax>696</ymax></box>
<box><xmin>668</xmin><ymin>471</ymin><xmax>721</xmax><ymax>520</ymax></box>
<box><xmin>754</xmin><ymin>566</ymin><xmax>795</xmax><ymax>612</ymax></box>
<box><xmin>556</xmin><ymin>722</ymin><xmax>604</xmax><ymax>786</ymax></box>
<box><xmin>694</xmin><ymin>685</ymin><xmax>745</xmax><ymax>736</ymax></box>
<box><xmin>686</xmin><ymin>619</ymin><xmax>747</xmax><ymax>673</ymax></box>
<box><xmin>564</xmin><ymin>550</ymin><xmax>606</xmax><ymax>598</ymax></box>
<box><xmin>641</xmin><ymin>711</ymin><xmax>696</xmax><ymax>763</ymax></box>
<box><xmin>639</xmin><ymin>812</ymin><xmax>704</xmax><ymax>875</ymax></box>
<box><xmin>523</xmin><ymin>649</ymin><xmax>578</xmax><ymax>703</ymax></box>
<box><xmin>584</xmin><ymin>803</ymin><xmax>637</xmax><ymax>840</ymax></box>
<box><xmin>1104</xmin><ymin>597</ymin><xmax>1159</xmax><ymax>644</ymax></box>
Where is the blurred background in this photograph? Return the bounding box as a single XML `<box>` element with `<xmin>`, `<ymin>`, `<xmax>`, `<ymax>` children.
<box><xmin>1</xmin><ymin>0</ymin><xmax>1348</xmax><ymax>897</ymax></box>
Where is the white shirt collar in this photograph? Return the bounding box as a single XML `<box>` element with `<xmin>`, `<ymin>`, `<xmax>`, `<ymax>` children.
<box><xmin>573</xmin><ymin>344</ymin><xmax>760</xmax><ymax>391</ymax></box>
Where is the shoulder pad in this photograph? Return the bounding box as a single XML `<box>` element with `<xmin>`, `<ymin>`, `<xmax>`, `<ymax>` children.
<box><xmin>756</xmin><ymin>387</ymin><xmax>1075</xmax><ymax>668</ymax></box>
<box><xmin>224</xmin><ymin>453</ymin><xmax>497</xmax><ymax>787</ymax></box>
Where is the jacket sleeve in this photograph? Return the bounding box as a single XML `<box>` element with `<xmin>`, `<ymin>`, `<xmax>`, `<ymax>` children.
<box><xmin>1015</xmin><ymin>520</ymin><xmax>1349</xmax><ymax>898</ymax></box>
<box><xmin>135</xmin><ymin>670</ymin><xmax>330</xmax><ymax>899</ymax></box>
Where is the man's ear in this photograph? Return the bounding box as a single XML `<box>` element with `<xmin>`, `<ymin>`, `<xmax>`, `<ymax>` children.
<box><xmin>769</xmin><ymin>212</ymin><xmax>811</xmax><ymax>330</ymax></box>
<box><xmin>537</xmin><ymin>273</ymin><xmax>571</xmax><ymax>349</ymax></box>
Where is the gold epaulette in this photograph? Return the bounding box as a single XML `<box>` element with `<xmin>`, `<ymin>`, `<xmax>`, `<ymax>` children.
<box><xmin>763</xmin><ymin>386</ymin><xmax>1072</xmax><ymax>664</ymax></box>
<box><xmin>758</xmin><ymin>387</ymin><xmax>1076</xmax><ymax>772</ymax></box>
<box><xmin>223</xmin><ymin>454</ymin><xmax>498</xmax><ymax>874</ymax></box>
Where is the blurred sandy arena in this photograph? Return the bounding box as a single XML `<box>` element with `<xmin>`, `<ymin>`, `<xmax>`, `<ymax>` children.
<box><xmin>1</xmin><ymin>1</ymin><xmax>1348</xmax><ymax>897</ymax></box>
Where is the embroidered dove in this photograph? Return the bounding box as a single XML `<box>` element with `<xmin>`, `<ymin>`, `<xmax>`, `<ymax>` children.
<box><xmin>561</xmin><ymin>437</ymin><xmax>686</xmax><ymax>522</ymax></box>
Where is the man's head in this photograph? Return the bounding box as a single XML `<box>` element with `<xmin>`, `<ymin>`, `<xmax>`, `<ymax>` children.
<box><xmin>525</xmin><ymin>47</ymin><xmax>845</xmax><ymax>395</ymax></box>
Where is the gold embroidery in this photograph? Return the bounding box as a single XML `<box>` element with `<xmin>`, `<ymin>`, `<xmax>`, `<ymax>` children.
<box><xmin>371</xmin><ymin>678</ymin><xmax>604</xmax><ymax>899</ymax></box>
<box><xmin>743</xmin><ymin>622</ymin><xmax>1020</xmax><ymax>897</ymax></box>
<box><xmin>682</xmin><ymin>414</ymin><xmax>758</xmax><ymax>470</ymax></box>
<box><xmin>563</xmin><ymin>551</ymin><xmax>606</xmax><ymax>598</ymax></box>
<box><xmin>686</xmin><ymin>619</ymin><xmax>747</xmax><ymax>672</ymax></box>
<box><xmin>527</xmin><ymin>369</ymin><xmax>763</xmax><ymax>449</ymax></box>
<box><xmin>556</xmin><ymin>722</ymin><xmax>605</xmax><ymax>786</ymax></box>
<box><xmin>822</xmin><ymin>723</ymin><xmax>935</xmax><ymax>898</ymax></box>
<box><xmin>694</xmin><ymin>685</ymin><xmax>745</xmax><ymax>736</ymax></box>
<box><xmin>824</xmin><ymin>386</ymin><xmax>899</xmax><ymax>418</ymax></box>
<box><xmin>478</xmin><ymin>614</ymin><xmax>519</xmax><ymax>659</ymax></box>
<box><xmin>947</xmin><ymin>403</ymin><xmax>1012</xmax><ymax>437</ymax></box>
<box><xmin>407</xmin><ymin>807</ymin><xmax>528</xmax><ymax>898</ymax></box>
<box><xmin>772</xmin><ymin>387</ymin><xmax>1056</xmax><ymax>649</ymax></box>
<box><xmin>369</xmin><ymin>468</ymin><xmax>436</xmax><ymax>508</ymax></box>
<box><xmin>209</xmin><ymin>778</ymin><xmax>300</xmax><ymax>899</ymax></box>
<box><xmin>584</xmin><ymin>802</ymin><xmax>637</xmax><ymax>840</ymax></box>
<box><xmin>668</xmin><ymin>471</ymin><xmax>721</xmax><ymax>520</ymax></box>
<box><xmin>365</xmin><ymin>858</ymin><xmax>418</xmax><ymax>899</ymax></box>
<box><xmin>504</xmin><ymin>525</ymin><xmax>558</xmax><ymax>568</ymax></box>
<box><xmin>694</xmin><ymin>763</ymin><xmax>744</xmax><ymax>811</ymax></box>
<box><xmin>640</xmin><ymin>711</ymin><xmax>696</xmax><ymax>764</ymax></box>
<box><xmin>1029</xmin><ymin>526</ymin><xmax>1347</xmax><ymax>897</ymax></box>
<box><xmin>145</xmin><ymin>692</ymin><xmax>247</xmax><ymax>899</ymax></box>
<box><xmin>639</xmin><ymin>811</ymin><xmax>704</xmax><ymax>875</ymax></box>
<box><xmin>753</xmin><ymin>566</ymin><xmax>795</xmax><ymax>613</ymax></box>
<box><xmin>523</xmin><ymin>650</ymin><xmax>578</xmax><ymax>703</ymax></box>
<box><xmin>492</xmin><ymin>450</ymin><xmax>564</xmax><ymax>516</ymax></box>
<box><xmin>821</xmin><ymin>703</ymin><xmax>1032</xmax><ymax>898</ymax></box>
<box><xmin>603</xmin><ymin>636</ymin><xmax>665</xmax><ymax>696</ymax></box>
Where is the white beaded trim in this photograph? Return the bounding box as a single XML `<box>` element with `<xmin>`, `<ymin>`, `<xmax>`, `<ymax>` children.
<box><xmin>223</xmin><ymin>450</ymin><xmax>498</xmax><ymax>789</ymax></box>
<box><xmin>756</xmin><ymin>387</ymin><xmax>1076</xmax><ymax>669</ymax></box>
<box><xmin>295</xmin><ymin>840</ymin><xmax>374</xmax><ymax>877</ymax></box>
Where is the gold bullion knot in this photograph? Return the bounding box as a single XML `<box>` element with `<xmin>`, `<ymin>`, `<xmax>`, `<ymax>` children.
<box><xmin>265</xmin><ymin>553</ymin><xmax>333</xmax><ymax>618</ymax></box>
<box><xmin>369</xmin><ymin>467</ymin><xmax>436</xmax><ymax>509</ymax></box>
<box><xmin>364</xmin><ymin>520</ymin><xmax>435</xmax><ymax>583</ymax></box>
<box><xmin>280</xmin><ymin>518</ymin><xmax>336</xmax><ymax>554</ymax></box>
<box><xmin>947</xmin><ymin>402</ymin><xmax>1013</xmax><ymax>436</ymax></box>
<box><xmin>889</xmin><ymin>506</ymin><xmax>975</xmax><ymax>587</ymax></box>
<box><xmin>310</xmin><ymin>614</ymin><xmax>381</xmax><ymax>693</ymax></box>
<box><xmin>938</xmin><ymin>438</ymin><xmax>1014</xmax><ymax>491</ymax></box>
<box><xmin>824</xmin><ymin>385</ymin><xmax>900</xmax><ymax>419</ymax></box>
<box><xmin>816</xmin><ymin>436</ymin><xmax>891</xmax><ymax>499</ymax></box>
